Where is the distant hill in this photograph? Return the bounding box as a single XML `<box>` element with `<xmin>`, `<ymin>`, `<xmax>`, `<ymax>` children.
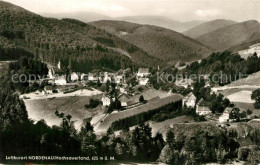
<box><xmin>91</xmin><ymin>20</ymin><xmax>212</xmax><ymax>64</ymax></box>
<box><xmin>0</xmin><ymin>1</ymin><xmax>163</xmax><ymax>72</ymax></box>
<box><xmin>183</xmin><ymin>19</ymin><xmax>236</xmax><ymax>38</ymax></box>
<box><xmin>40</xmin><ymin>11</ymin><xmax>111</xmax><ymax>23</ymax></box>
<box><xmin>196</xmin><ymin>20</ymin><xmax>260</xmax><ymax>51</ymax></box>
<box><xmin>117</xmin><ymin>16</ymin><xmax>204</xmax><ymax>32</ymax></box>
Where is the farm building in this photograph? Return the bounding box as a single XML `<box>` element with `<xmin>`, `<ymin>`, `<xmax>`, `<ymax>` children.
<box><xmin>196</xmin><ymin>99</ymin><xmax>211</xmax><ymax>116</ymax></box>
<box><xmin>182</xmin><ymin>93</ymin><xmax>196</xmax><ymax>108</ymax></box>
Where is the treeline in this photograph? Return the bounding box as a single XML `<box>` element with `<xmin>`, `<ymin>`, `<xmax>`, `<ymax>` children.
<box><xmin>110</xmin><ymin>101</ymin><xmax>182</xmax><ymax>131</ymax></box>
<box><xmin>2</xmin><ymin>56</ymin><xmax>48</xmax><ymax>94</ymax></box>
<box><xmin>185</xmin><ymin>51</ymin><xmax>260</xmax><ymax>85</ymax></box>
<box><xmin>159</xmin><ymin>129</ymin><xmax>241</xmax><ymax>164</ymax></box>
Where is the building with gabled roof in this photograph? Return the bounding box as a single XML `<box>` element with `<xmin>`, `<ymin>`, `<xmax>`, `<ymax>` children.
<box><xmin>196</xmin><ymin>98</ymin><xmax>211</xmax><ymax>116</ymax></box>
<box><xmin>219</xmin><ymin>107</ymin><xmax>237</xmax><ymax>123</ymax></box>
<box><xmin>182</xmin><ymin>93</ymin><xmax>196</xmax><ymax>108</ymax></box>
<box><xmin>137</xmin><ymin>68</ymin><xmax>150</xmax><ymax>77</ymax></box>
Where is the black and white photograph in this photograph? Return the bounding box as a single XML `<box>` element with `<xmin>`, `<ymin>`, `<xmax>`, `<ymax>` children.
<box><xmin>0</xmin><ymin>0</ymin><xmax>259</xmax><ymax>164</ymax></box>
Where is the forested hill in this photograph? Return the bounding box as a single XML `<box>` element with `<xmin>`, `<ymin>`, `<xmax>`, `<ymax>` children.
<box><xmin>0</xmin><ymin>1</ymin><xmax>163</xmax><ymax>72</ymax></box>
<box><xmin>183</xmin><ymin>19</ymin><xmax>236</xmax><ymax>38</ymax></box>
<box><xmin>91</xmin><ymin>20</ymin><xmax>212</xmax><ymax>64</ymax></box>
<box><xmin>196</xmin><ymin>20</ymin><xmax>260</xmax><ymax>51</ymax></box>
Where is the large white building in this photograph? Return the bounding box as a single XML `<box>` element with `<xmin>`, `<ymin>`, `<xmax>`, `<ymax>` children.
<box><xmin>182</xmin><ymin>93</ymin><xmax>196</xmax><ymax>108</ymax></box>
<box><xmin>137</xmin><ymin>68</ymin><xmax>150</xmax><ymax>78</ymax></box>
<box><xmin>55</xmin><ymin>76</ymin><xmax>67</xmax><ymax>85</ymax></box>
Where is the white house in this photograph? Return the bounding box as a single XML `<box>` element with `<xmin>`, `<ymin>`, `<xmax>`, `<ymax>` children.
<box><xmin>102</xmin><ymin>96</ymin><xmax>111</xmax><ymax>106</ymax></box>
<box><xmin>182</xmin><ymin>93</ymin><xmax>196</xmax><ymax>108</ymax></box>
<box><xmin>139</xmin><ymin>78</ymin><xmax>149</xmax><ymax>85</ymax></box>
<box><xmin>70</xmin><ymin>72</ymin><xmax>79</xmax><ymax>81</ymax></box>
<box><xmin>115</xmin><ymin>75</ymin><xmax>123</xmax><ymax>84</ymax></box>
<box><xmin>137</xmin><ymin>68</ymin><xmax>150</xmax><ymax>78</ymax></box>
<box><xmin>55</xmin><ymin>76</ymin><xmax>67</xmax><ymax>85</ymax></box>
<box><xmin>121</xmin><ymin>102</ymin><xmax>127</xmax><ymax>107</ymax></box>
<box><xmin>88</xmin><ymin>73</ymin><xmax>98</xmax><ymax>82</ymax></box>
<box><xmin>219</xmin><ymin>107</ymin><xmax>234</xmax><ymax>123</ymax></box>
<box><xmin>196</xmin><ymin>99</ymin><xmax>211</xmax><ymax>116</ymax></box>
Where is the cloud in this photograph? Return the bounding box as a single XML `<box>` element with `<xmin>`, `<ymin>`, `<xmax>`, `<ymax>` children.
<box><xmin>195</xmin><ymin>9</ymin><xmax>221</xmax><ymax>17</ymax></box>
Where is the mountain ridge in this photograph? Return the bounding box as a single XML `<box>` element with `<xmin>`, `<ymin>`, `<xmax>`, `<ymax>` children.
<box><xmin>183</xmin><ymin>19</ymin><xmax>237</xmax><ymax>38</ymax></box>
<box><xmin>116</xmin><ymin>15</ymin><xmax>204</xmax><ymax>32</ymax></box>
<box><xmin>91</xmin><ymin>20</ymin><xmax>212</xmax><ymax>64</ymax></box>
<box><xmin>196</xmin><ymin>20</ymin><xmax>260</xmax><ymax>51</ymax></box>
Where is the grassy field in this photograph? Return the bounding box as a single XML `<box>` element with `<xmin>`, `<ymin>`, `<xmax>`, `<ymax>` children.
<box><xmin>226</xmin><ymin>90</ymin><xmax>254</xmax><ymax>103</ymax></box>
<box><xmin>227</xmin><ymin>71</ymin><xmax>260</xmax><ymax>86</ymax></box>
<box><xmin>24</xmin><ymin>94</ymin><xmax>103</xmax><ymax>130</ymax></box>
<box><xmin>149</xmin><ymin>115</ymin><xmax>194</xmax><ymax>137</ymax></box>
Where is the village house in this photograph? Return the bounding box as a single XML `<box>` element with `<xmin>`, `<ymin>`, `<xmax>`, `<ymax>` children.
<box><xmin>139</xmin><ymin>78</ymin><xmax>149</xmax><ymax>86</ymax></box>
<box><xmin>219</xmin><ymin>107</ymin><xmax>237</xmax><ymax>123</ymax></box>
<box><xmin>70</xmin><ymin>72</ymin><xmax>79</xmax><ymax>81</ymax></box>
<box><xmin>80</xmin><ymin>73</ymin><xmax>88</xmax><ymax>81</ymax></box>
<box><xmin>88</xmin><ymin>73</ymin><xmax>99</xmax><ymax>82</ymax></box>
<box><xmin>115</xmin><ymin>75</ymin><xmax>124</xmax><ymax>84</ymax></box>
<box><xmin>102</xmin><ymin>72</ymin><xmax>113</xmax><ymax>83</ymax></box>
<box><xmin>55</xmin><ymin>76</ymin><xmax>67</xmax><ymax>85</ymax></box>
<box><xmin>119</xmin><ymin>94</ymin><xmax>130</xmax><ymax>107</ymax></box>
<box><xmin>196</xmin><ymin>98</ymin><xmax>211</xmax><ymax>116</ymax></box>
<box><xmin>137</xmin><ymin>68</ymin><xmax>150</xmax><ymax>78</ymax></box>
<box><xmin>43</xmin><ymin>86</ymin><xmax>53</xmax><ymax>95</ymax></box>
<box><xmin>182</xmin><ymin>93</ymin><xmax>196</xmax><ymax>108</ymax></box>
<box><xmin>102</xmin><ymin>96</ymin><xmax>111</xmax><ymax>106</ymax></box>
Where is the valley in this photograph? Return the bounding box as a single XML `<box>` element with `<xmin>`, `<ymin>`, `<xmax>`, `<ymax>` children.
<box><xmin>0</xmin><ymin>1</ymin><xmax>260</xmax><ymax>164</ymax></box>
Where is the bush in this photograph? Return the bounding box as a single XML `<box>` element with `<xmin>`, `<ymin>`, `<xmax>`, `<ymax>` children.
<box><xmin>85</xmin><ymin>99</ymin><xmax>101</xmax><ymax>109</ymax></box>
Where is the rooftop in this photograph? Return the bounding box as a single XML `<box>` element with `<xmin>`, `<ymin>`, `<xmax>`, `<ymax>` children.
<box><xmin>138</xmin><ymin>68</ymin><xmax>149</xmax><ymax>74</ymax></box>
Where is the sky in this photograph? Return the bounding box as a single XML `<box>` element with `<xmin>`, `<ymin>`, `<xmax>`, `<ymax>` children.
<box><xmin>3</xmin><ymin>0</ymin><xmax>260</xmax><ymax>22</ymax></box>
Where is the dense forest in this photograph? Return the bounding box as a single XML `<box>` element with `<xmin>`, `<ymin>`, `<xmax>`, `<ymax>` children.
<box><xmin>0</xmin><ymin>1</ymin><xmax>163</xmax><ymax>72</ymax></box>
<box><xmin>185</xmin><ymin>51</ymin><xmax>260</xmax><ymax>85</ymax></box>
<box><xmin>91</xmin><ymin>20</ymin><xmax>212</xmax><ymax>63</ymax></box>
